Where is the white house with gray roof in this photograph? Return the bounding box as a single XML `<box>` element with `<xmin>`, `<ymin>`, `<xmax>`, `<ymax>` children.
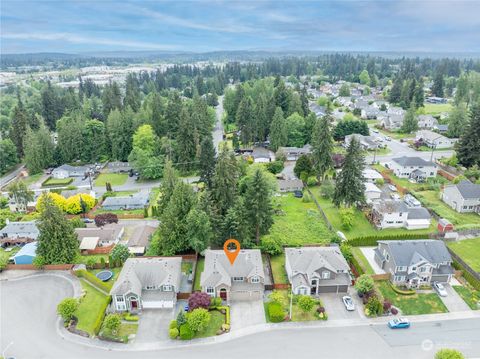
<box><xmin>372</xmin><ymin>200</ymin><xmax>431</xmax><ymax>230</ymax></box>
<box><xmin>374</xmin><ymin>240</ymin><xmax>453</xmax><ymax>288</ymax></box>
<box><xmin>110</xmin><ymin>257</ymin><xmax>182</xmax><ymax>312</ymax></box>
<box><xmin>200</xmin><ymin>249</ymin><xmax>265</xmax><ymax>302</ymax></box>
<box><xmin>0</xmin><ymin>220</ymin><xmax>39</xmax><ymax>241</ymax></box>
<box><xmin>285</xmin><ymin>247</ymin><xmax>351</xmax><ymax>295</ymax></box>
<box><xmin>101</xmin><ymin>191</ymin><xmax>150</xmax><ymax>211</ymax></box>
<box><xmin>52</xmin><ymin>164</ymin><xmax>90</xmax><ymax>179</ymax></box>
<box><xmin>442</xmin><ymin>180</ymin><xmax>480</xmax><ymax>213</ymax></box>
<box><xmin>389</xmin><ymin>156</ymin><xmax>437</xmax><ymax>181</ymax></box>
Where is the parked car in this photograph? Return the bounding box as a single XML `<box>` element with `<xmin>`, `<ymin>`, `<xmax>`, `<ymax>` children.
<box><xmin>388</xmin><ymin>318</ymin><xmax>410</xmax><ymax>329</ymax></box>
<box><xmin>342</xmin><ymin>296</ymin><xmax>355</xmax><ymax>311</ymax></box>
<box><xmin>372</xmin><ymin>129</ymin><xmax>379</xmax><ymax>134</ymax></box>
<box><xmin>384</xmin><ymin>136</ymin><xmax>391</xmax><ymax>141</ymax></box>
<box><xmin>433</xmin><ymin>282</ymin><xmax>448</xmax><ymax>297</ymax></box>
<box><xmin>293</xmin><ymin>190</ymin><xmax>303</xmax><ymax>198</ymax></box>
<box><xmin>388</xmin><ymin>184</ymin><xmax>397</xmax><ymax>192</ymax></box>
<box><xmin>391</xmin><ymin>193</ymin><xmax>401</xmax><ymax>200</ymax></box>
<box><xmin>82</xmin><ymin>218</ymin><xmax>94</xmax><ymax>223</ymax></box>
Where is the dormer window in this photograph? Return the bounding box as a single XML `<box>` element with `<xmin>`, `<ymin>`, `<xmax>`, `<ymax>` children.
<box><xmin>233</xmin><ymin>277</ymin><xmax>244</xmax><ymax>282</ymax></box>
<box><xmin>145</xmin><ymin>285</ymin><xmax>156</xmax><ymax>290</ymax></box>
<box><xmin>163</xmin><ymin>285</ymin><xmax>173</xmax><ymax>291</ymax></box>
<box><xmin>251</xmin><ymin>276</ymin><xmax>260</xmax><ymax>283</ymax></box>
<box><xmin>322</xmin><ymin>271</ymin><xmax>330</xmax><ymax>279</ymax></box>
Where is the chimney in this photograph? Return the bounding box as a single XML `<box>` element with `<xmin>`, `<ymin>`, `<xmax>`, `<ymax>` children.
<box><xmin>5</xmin><ymin>218</ymin><xmax>10</xmax><ymax>225</ymax></box>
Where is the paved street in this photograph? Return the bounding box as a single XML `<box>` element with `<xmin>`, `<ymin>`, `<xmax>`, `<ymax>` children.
<box><xmin>0</xmin><ymin>164</ymin><xmax>25</xmax><ymax>189</ymax></box>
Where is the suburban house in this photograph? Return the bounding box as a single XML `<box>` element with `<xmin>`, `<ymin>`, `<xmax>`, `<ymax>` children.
<box><xmin>277</xmin><ymin>144</ymin><xmax>312</xmax><ymax>161</ymax></box>
<box><xmin>364</xmin><ymin>182</ymin><xmax>382</xmax><ymax>203</ymax></box>
<box><xmin>371</xmin><ymin>200</ymin><xmax>431</xmax><ymax>230</ymax></box>
<box><xmin>75</xmin><ymin>224</ymin><xmax>124</xmax><ymax>254</ymax></box>
<box><xmin>277</xmin><ymin>179</ymin><xmax>304</xmax><ymax>193</ymax></box>
<box><xmin>381</xmin><ymin>114</ymin><xmax>404</xmax><ymax>130</ymax></box>
<box><xmin>442</xmin><ymin>180</ymin><xmax>480</xmax><ymax>213</ymax></box>
<box><xmin>374</xmin><ymin>240</ymin><xmax>454</xmax><ymax>288</ymax></box>
<box><xmin>0</xmin><ymin>220</ymin><xmax>39</xmax><ymax>247</ymax></box>
<box><xmin>417</xmin><ymin>115</ymin><xmax>437</xmax><ymax>129</ymax></box>
<box><xmin>389</xmin><ymin>156</ymin><xmax>438</xmax><ymax>181</ymax></box>
<box><xmin>52</xmin><ymin>164</ymin><xmax>90</xmax><ymax>179</ymax></box>
<box><xmin>106</xmin><ymin>161</ymin><xmax>132</xmax><ymax>173</ymax></box>
<box><xmin>344</xmin><ymin>134</ymin><xmax>378</xmax><ymax>150</ymax></box>
<box><xmin>426</xmin><ymin>96</ymin><xmax>448</xmax><ymax>104</ymax></box>
<box><xmin>433</xmin><ymin>124</ymin><xmax>449</xmax><ymax>134</ymax></box>
<box><xmin>101</xmin><ymin>191</ymin><xmax>150</xmax><ymax>211</ymax></box>
<box><xmin>309</xmin><ymin>103</ymin><xmax>326</xmax><ymax>117</ymax></box>
<box><xmin>200</xmin><ymin>249</ymin><xmax>265</xmax><ymax>302</ymax></box>
<box><xmin>415</xmin><ymin>130</ymin><xmax>457</xmax><ymax>149</ymax></box>
<box><xmin>127</xmin><ymin>224</ymin><xmax>157</xmax><ymax>255</ymax></box>
<box><xmin>363</xmin><ymin>168</ymin><xmax>383</xmax><ymax>183</ymax></box>
<box><xmin>285</xmin><ymin>246</ymin><xmax>351</xmax><ymax>295</ymax></box>
<box><xmin>13</xmin><ymin>241</ymin><xmax>38</xmax><ymax>265</ymax></box>
<box><xmin>361</xmin><ymin>106</ymin><xmax>382</xmax><ymax>119</ymax></box>
<box><xmin>110</xmin><ymin>257</ymin><xmax>182</xmax><ymax>312</ymax></box>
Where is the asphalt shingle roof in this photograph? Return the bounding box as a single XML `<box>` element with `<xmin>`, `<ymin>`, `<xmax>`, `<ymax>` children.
<box><xmin>392</xmin><ymin>156</ymin><xmax>435</xmax><ymax>167</ymax></box>
<box><xmin>455</xmin><ymin>180</ymin><xmax>480</xmax><ymax>199</ymax></box>
<box><xmin>378</xmin><ymin>240</ymin><xmax>451</xmax><ymax>267</ymax></box>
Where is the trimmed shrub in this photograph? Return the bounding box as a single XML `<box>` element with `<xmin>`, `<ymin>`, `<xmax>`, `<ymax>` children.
<box><xmin>188</xmin><ymin>292</ymin><xmax>211</xmax><ymax>310</ymax></box>
<box><xmin>179</xmin><ymin>324</ymin><xmax>194</xmax><ymax>340</ymax></box>
<box><xmin>217</xmin><ymin>306</ymin><xmax>230</xmax><ymax>325</ymax></box>
<box><xmin>210</xmin><ymin>297</ymin><xmax>222</xmax><ymax>307</ymax></box>
<box><xmin>365</xmin><ymin>295</ymin><xmax>383</xmax><ymax>317</ymax></box>
<box><xmin>390</xmin><ymin>307</ymin><xmax>399</xmax><ymax>315</ymax></box>
<box><xmin>347</xmin><ymin>232</ymin><xmax>431</xmax><ymax>247</ymax></box>
<box><xmin>169</xmin><ymin>320</ymin><xmax>178</xmax><ymax>330</ymax></box>
<box><xmin>169</xmin><ymin>328</ymin><xmax>179</xmax><ymax>339</ymax></box>
<box><xmin>267</xmin><ymin>302</ymin><xmax>286</xmax><ymax>323</ymax></box>
<box><xmin>74</xmin><ymin>269</ymin><xmax>111</xmax><ymax>293</ymax></box>
<box><xmin>57</xmin><ymin>297</ymin><xmax>78</xmax><ymax>322</ymax></box>
<box><xmin>177</xmin><ymin>310</ymin><xmax>187</xmax><ymax>326</ymax></box>
<box><xmin>93</xmin><ymin>296</ymin><xmax>112</xmax><ymax>335</ymax></box>
<box><xmin>390</xmin><ymin>283</ymin><xmax>415</xmax><ymax>295</ymax></box>
<box><xmin>94</xmin><ymin>213</ymin><xmax>119</xmax><ymax>227</ymax></box>
<box><xmin>124</xmin><ymin>314</ymin><xmax>138</xmax><ymax>322</ymax></box>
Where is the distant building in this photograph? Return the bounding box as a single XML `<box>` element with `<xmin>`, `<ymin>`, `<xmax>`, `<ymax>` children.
<box><xmin>426</xmin><ymin>97</ymin><xmax>448</xmax><ymax>104</ymax></box>
<box><xmin>344</xmin><ymin>134</ymin><xmax>378</xmax><ymax>150</ymax></box>
<box><xmin>277</xmin><ymin>179</ymin><xmax>304</xmax><ymax>193</ymax></box>
<box><xmin>417</xmin><ymin>115</ymin><xmax>437</xmax><ymax>129</ymax></box>
<box><xmin>363</xmin><ymin>168</ymin><xmax>383</xmax><ymax>183</ymax></box>
<box><xmin>278</xmin><ymin>144</ymin><xmax>312</xmax><ymax>161</ymax></box>
<box><xmin>415</xmin><ymin>130</ymin><xmax>457</xmax><ymax>149</ymax></box>
<box><xmin>0</xmin><ymin>220</ymin><xmax>39</xmax><ymax>241</ymax></box>
<box><xmin>372</xmin><ymin>200</ymin><xmax>431</xmax><ymax>230</ymax></box>
<box><xmin>52</xmin><ymin>164</ymin><xmax>89</xmax><ymax>179</ymax></box>
<box><xmin>364</xmin><ymin>182</ymin><xmax>382</xmax><ymax>203</ymax></box>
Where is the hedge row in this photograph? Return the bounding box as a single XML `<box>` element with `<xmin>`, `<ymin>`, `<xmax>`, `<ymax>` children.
<box><xmin>453</xmin><ymin>261</ymin><xmax>480</xmax><ymax>291</ymax></box>
<box><xmin>347</xmin><ymin>232</ymin><xmax>433</xmax><ymax>247</ymax></box>
<box><xmin>74</xmin><ymin>269</ymin><xmax>112</xmax><ymax>293</ymax></box>
<box><xmin>389</xmin><ymin>283</ymin><xmax>416</xmax><ymax>296</ymax></box>
<box><xmin>93</xmin><ymin>296</ymin><xmax>112</xmax><ymax>335</ymax></box>
<box><xmin>41</xmin><ymin>176</ymin><xmax>73</xmax><ymax>187</ymax></box>
<box><xmin>349</xmin><ymin>254</ymin><xmax>365</xmax><ymax>277</ymax></box>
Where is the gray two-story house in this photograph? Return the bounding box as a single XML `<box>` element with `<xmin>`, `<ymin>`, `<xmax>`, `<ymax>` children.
<box><xmin>374</xmin><ymin>240</ymin><xmax>453</xmax><ymax>288</ymax></box>
<box><xmin>285</xmin><ymin>246</ymin><xmax>351</xmax><ymax>295</ymax></box>
<box><xmin>442</xmin><ymin>180</ymin><xmax>480</xmax><ymax>213</ymax></box>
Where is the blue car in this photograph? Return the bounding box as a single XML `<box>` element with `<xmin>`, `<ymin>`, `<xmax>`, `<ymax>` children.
<box><xmin>388</xmin><ymin>318</ymin><xmax>410</xmax><ymax>329</ymax></box>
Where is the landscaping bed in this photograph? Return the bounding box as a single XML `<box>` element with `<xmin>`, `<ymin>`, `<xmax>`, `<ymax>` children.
<box><xmin>452</xmin><ymin>285</ymin><xmax>480</xmax><ymax>310</ymax></box>
<box><xmin>75</xmin><ymin>280</ymin><xmax>111</xmax><ymax>335</ymax></box>
<box><xmin>448</xmin><ymin>237</ymin><xmax>480</xmax><ymax>272</ymax></box>
<box><xmin>42</xmin><ymin>177</ymin><xmax>73</xmax><ymax>187</ymax></box>
<box><xmin>94</xmin><ymin>173</ymin><xmax>128</xmax><ymax>187</ymax></box>
<box><xmin>376</xmin><ymin>281</ymin><xmax>448</xmax><ymax>315</ymax></box>
<box><xmin>265</xmin><ymin>290</ymin><xmax>327</xmax><ymax>322</ymax></box>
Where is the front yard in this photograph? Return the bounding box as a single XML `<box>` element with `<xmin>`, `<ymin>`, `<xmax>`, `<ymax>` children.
<box><xmin>423</xmin><ymin>103</ymin><xmax>452</xmax><ymax>115</ymax></box>
<box><xmin>376</xmin><ymin>281</ymin><xmax>448</xmax><ymax>315</ymax></box>
<box><xmin>194</xmin><ymin>310</ymin><xmax>225</xmax><ymax>338</ymax></box>
<box><xmin>75</xmin><ymin>280</ymin><xmax>110</xmax><ymax>335</ymax></box>
<box><xmin>265</xmin><ymin>290</ymin><xmax>327</xmax><ymax>322</ymax></box>
<box><xmin>448</xmin><ymin>237</ymin><xmax>480</xmax><ymax>272</ymax></box>
<box><xmin>94</xmin><ymin>173</ymin><xmax>128</xmax><ymax>187</ymax></box>
<box><xmin>452</xmin><ymin>285</ymin><xmax>480</xmax><ymax>310</ymax></box>
<box><xmin>42</xmin><ymin>177</ymin><xmax>73</xmax><ymax>187</ymax></box>
<box><xmin>262</xmin><ymin>192</ymin><xmax>332</xmax><ymax>246</ymax></box>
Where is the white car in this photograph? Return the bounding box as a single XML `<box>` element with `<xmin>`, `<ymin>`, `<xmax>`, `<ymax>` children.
<box><xmin>342</xmin><ymin>295</ymin><xmax>355</xmax><ymax>311</ymax></box>
<box><xmin>388</xmin><ymin>184</ymin><xmax>397</xmax><ymax>192</ymax></box>
<box><xmin>384</xmin><ymin>136</ymin><xmax>391</xmax><ymax>141</ymax></box>
<box><xmin>433</xmin><ymin>282</ymin><xmax>448</xmax><ymax>297</ymax></box>
<box><xmin>372</xmin><ymin>129</ymin><xmax>379</xmax><ymax>134</ymax></box>
<box><xmin>391</xmin><ymin>193</ymin><xmax>401</xmax><ymax>200</ymax></box>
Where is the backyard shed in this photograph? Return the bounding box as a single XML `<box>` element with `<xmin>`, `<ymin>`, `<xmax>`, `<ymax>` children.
<box><xmin>13</xmin><ymin>242</ymin><xmax>38</xmax><ymax>265</ymax></box>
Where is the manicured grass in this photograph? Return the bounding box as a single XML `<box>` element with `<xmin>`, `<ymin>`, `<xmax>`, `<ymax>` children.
<box><xmin>292</xmin><ymin>297</ymin><xmax>324</xmax><ymax>321</ymax></box>
<box><xmin>352</xmin><ymin>247</ymin><xmax>375</xmax><ymax>275</ymax></box>
<box><xmin>376</xmin><ymin>281</ymin><xmax>448</xmax><ymax>315</ymax></box>
<box><xmin>103</xmin><ymin>190</ymin><xmax>138</xmax><ymax>197</ymax></box>
<box><xmin>88</xmin><ymin>267</ymin><xmax>122</xmax><ymax>290</ymax></box>
<box><xmin>452</xmin><ymin>285</ymin><xmax>480</xmax><ymax>310</ymax></box>
<box><xmin>423</xmin><ymin>103</ymin><xmax>452</xmax><ymax>115</ymax></box>
<box><xmin>262</xmin><ymin>192</ymin><xmax>331</xmax><ymax>246</ymax></box>
<box><xmin>76</xmin><ymin>280</ymin><xmax>110</xmax><ymax>335</ymax></box>
<box><xmin>311</xmin><ymin>187</ymin><xmax>434</xmax><ymax>239</ymax></box>
<box><xmin>378</xmin><ymin>128</ymin><xmax>414</xmax><ymax>140</ymax></box>
<box><xmin>42</xmin><ymin>177</ymin><xmax>73</xmax><ymax>187</ymax></box>
<box><xmin>74</xmin><ymin>254</ymin><xmax>110</xmax><ymax>265</ymax></box>
<box><xmin>270</xmin><ymin>253</ymin><xmax>288</xmax><ymax>284</ymax></box>
<box><xmin>94</xmin><ymin>173</ymin><xmax>128</xmax><ymax>187</ymax></box>
<box><xmin>414</xmin><ymin>191</ymin><xmax>480</xmax><ymax>229</ymax></box>
<box><xmin>22</xmin><ymin>173</ymin><xmax>43</xmax><ymax>186</ymax></box>
<box><xmin>448</xmin><ymin>237</ymin><xmax>480</xmax><ymax>272</ymax></box>
<box><xmin>118</xmin><ymin>323</ymin><xmax>138</xmax><ymax>337</ymax></box>
<box><xmin>93</xmin><ymin>208</ymin><xmax>144</xmax><ymax>216</ymax></box>
<box><xmin>193</xmin><ymin>257</ymin><xmax>205</xmax><ymax>291</ymax></box>
<box><xmin>194</xmin><ymin>310</ymin><xmax>225</xmax><ymax>338</ymax></box>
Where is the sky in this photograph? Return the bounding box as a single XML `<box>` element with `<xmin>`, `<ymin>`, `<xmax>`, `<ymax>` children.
<box><xmin>1</xmin><ymin>0</ymin><xmax>480</xmax><ymax>54</ymax></box>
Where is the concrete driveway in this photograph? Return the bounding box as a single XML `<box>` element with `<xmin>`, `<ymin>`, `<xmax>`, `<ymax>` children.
<box><xmin>438</xmin><ymin>284</ymin><xmax>471</xmax><ymax>312</ymax></box>
<box><xmin>230</xmin><ymin>300</ymin><xmax>266</xmax><ymax>331</ymax></box>
<box><xmin>135</xmin><ymin>309</ymin><xmax>174</xmax><ymax>343</ymax></box>
<box><xmin>321</xmin><ymin>290</ymin><xmax>363</xmax><ymax>320</ymax></box>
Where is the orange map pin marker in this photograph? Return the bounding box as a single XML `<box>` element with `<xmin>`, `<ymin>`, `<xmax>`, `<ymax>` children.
<box><xmin>223</xmin><ymin>239</ymin><xmax>241</xmax><ymax>265</ymax></box>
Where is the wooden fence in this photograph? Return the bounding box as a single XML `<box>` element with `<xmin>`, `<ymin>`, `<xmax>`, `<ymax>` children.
<box><xmin>371</xmin><ymin>273</ymin><xmax>390</xmax><ymax>281</ymax></box>
<box><xmin>6</xmin><ymin>264</ymin><xmax>74</xmax><ymax>270</ymax></box>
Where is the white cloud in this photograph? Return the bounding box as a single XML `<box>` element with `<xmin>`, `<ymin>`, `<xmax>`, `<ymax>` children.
<box><xmin>1</xmin><ymin>32</ymin><xmax>179</xmax><ymax>50</ymax></box>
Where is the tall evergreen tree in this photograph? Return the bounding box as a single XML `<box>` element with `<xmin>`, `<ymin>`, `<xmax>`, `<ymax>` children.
<box><xmin>199</xmin><ymin>136</ymin><xmax>216</xmax><ymax>188</ymax></box>
<box><xmin>24</xmin><ymin>123</ymin><xmax>54</xmax><ymax>174</ymax></box>
<box><xmin>389</xmin><ymin>77</ymin><xmax>403</xmax><ymax>104</ymax></box>
<box><xmin>432</xmin><ymin>71</ymin><xmax>445</xmax><ymax>97</ymax></box>
<box><xmin>400</xmin><ymin>105</ymin><xmax>418</xmax><ymax>133</ymax></box>
<box><xmin>82</xmin><ymin>119</ymin><xmax>107</xmax><ymax>162</ymax></box>
<box><xmin>124</xmin><ymin>73</ymin><xmax>141</xmax><ymax>112</ymax></box>
<box><xmin>300</xmin><ymin>85</ymin><xmax>309</xmax><ymax>117</ymax></box>
<box><xmin>312</xmin><ymin>115</ymin><xmax>333</xmax><ymax>180</ymax></box>
<box><xmin>41</xmin><ymin>82</ymin><xmax>62</xmax><ymax>130</ymax></box>
<box><xmin>56</xmin><ymin>112</ymin><xmax>84</xmax><ymax>163</ymax></box>
<box><xmin>102</xmin><ymin>81</ymin><xmax>123</xmax><ymax>117</ymax></box>
<box><xmin>269</xmin><ymin>107</ymin><xmax>287</xmax><ymax>152</ymax></box>
<box><xmin>274</xmin><ymin>79</ymin><xmax>290</xmax><ymax>114</ymax></box>
<box><xmin>211</xmin><ymin>149</ymin><xmax>240</xmax><ymax>216</ymax></box>
<box><xmin>236</xmin><ymin>96</ymin><xmax>254</xmax><ymax>144</ymax></box>
<box><xmin>0</xmin><ymin>139</ymin><xmax>18</xmax><ymax>174</ymax></box>
<box><xmin>11</xmin><ymin>94</ymin><xmax>28</xmax><ymax>157</ymax></box>
<box><xmin>457</xmin><ymin>104</ymin><xmax>480</xmax><ymax>168</ymax></box>
<box><xmin>254</xmin><ymin>94</ymin><xmax>269</xmax><ymax>141</ymax></box>
<box><xmin>36</xmin><ymin>196</ymin><xmax>79</xmax><ymax>264</ymax></box>
<box><xmin>150</xmin><ymin>92</ymin><xmax>167</xmax><ymax>137</ymax></box>
<box><xmin>186</xmin><ymin>207</ymin><xmax>213</xmax><ymax>255</ymax></box>
<box><xmin>158</xmin><ymin>159</ymin><xmax>179</xmax><ymax>213</ymax></box>
<box><xmin>164</xmin><ymin>92</ymin><xmax>183</xmax><ymax>137</ymax></box>
<box><xmin>447</xmin><ymin>103</ymin><xmax>468</xmax><ymax>138</ymax></box>
<box><xmin>176</xmin><ymin>107</ymin><xmax>197</xmax><ymax>172</ymax></box>
<box><xmin>333</xmin><ymin>138</ymin><xmax>366</xmax><ymax>207</ymax></box>
<box><xmin>106</xmin><ymin>109</ymin><xmax>133</xmax><ymax>161</ymax></box>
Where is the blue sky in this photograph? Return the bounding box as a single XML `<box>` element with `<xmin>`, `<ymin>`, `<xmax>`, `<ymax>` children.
<box><xmin>1</xmin><ymin>0</ymin><xmax>480</xmax><ymax>54</ymax></box>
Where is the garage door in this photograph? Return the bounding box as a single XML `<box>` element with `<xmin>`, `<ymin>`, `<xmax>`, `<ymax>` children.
<box><xmin>142</xmin><ymin>300</ymin><xmax>174</xmax><ymax>309</ymax></box>
<box><xmin>318</xmin><ymin>285</ymin><xmax>348</xmax><ymax>294</ymax></box>
<box><xmin>231</xmin><ymin>290</ymin><xmax>262</xmax><ymax>301</ymax></box>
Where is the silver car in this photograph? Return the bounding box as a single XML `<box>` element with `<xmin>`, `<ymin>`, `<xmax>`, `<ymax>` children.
<box><xmin>433</xmin><ymin>282</ymin><xmax>448</xmax><ymax>297</ymax></box>
<box><xmin>342</xmin><ymin>295</ymin><xmax>355</xmax><ymax>311</ymax></box>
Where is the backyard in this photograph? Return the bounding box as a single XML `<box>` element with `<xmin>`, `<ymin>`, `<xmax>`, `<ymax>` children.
<box><xmin>351</xmin><ymin>247</ymin><xmax>375</xmax><ymax>275</ymax></box>
<box><xmin>94</xmin><ymin>173</ymin><xmax>128</xmax><ymax>187</ymax></box>
<box><xmin>193</xmin><ymin>257</ymin><xmax>205</xmax><ymax>291</ymax></box>
<box><xmin>270</xmin><ymin>253</ymin><xmax>288</xmax><ymax>284</ymax></box>
<box><xmin>75</xmin><ymin>280</ymin><xmax>110</xmax><ymax>335</ymax></box>
<box><xmin>448</xmin><ymin>237</ymin><xmax>480</xmax><ymax>272</ymax></box>
<box><xmin>376</xmin><ymin>281</ymin><xmax>448</xmax><ymax>315</ymax></box>
<box><xmin>423</xmin><ymin>103</ymin><xmax>452</xmax><ymax>115</ymax></box>
<box><xmin>262</xmin><ymin>192</ymin><xmax>332</xmax><ymax>246</ymax></box>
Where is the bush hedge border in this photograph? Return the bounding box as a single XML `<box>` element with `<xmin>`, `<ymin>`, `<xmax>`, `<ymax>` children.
<box><xmin>41</xmin><ymin>176</ymin><xmax>73</xmax><ymax>187</ymax></box>
<box><xmin>347</xmin><ymin>232</ymin><xmax>433</xmax><ymax>247</ymax></box>
<box><xmin>453</xmin><ymin>261</ymin><xmax>480</xmax><ymax>291</ymax></box>
<box><xmin>74</xmin><ymin>269</ymin><xmax>112</xmax><ymax>293</ymax></box>
<box><xmin>93</xmin><ymin>296</ymin><xmax>112</xmax><ymax>335</ymax></box>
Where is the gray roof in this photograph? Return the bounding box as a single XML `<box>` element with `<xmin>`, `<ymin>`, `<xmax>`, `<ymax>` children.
<box><xmin>110</xmin><ymin>257</ymin><xmax>182</xmax><ymax>297</ymax></box>
<box><xmin>277</xmin><ymin>179</ymin><xmax>304</xmax><ymax>190</ymax></box>
<box><xmin>392</xmin><ymin>156</ymin><xmax>435</xmax><ymax>167</ymax></box>
<box><xmin>378</xmin><ymin>240</ymin><xmax>452</xmax><ymax>266</ymax></box>
<box><xmin>373</xmin><ymin>199</ymin><xmax>409</xmax><ymax>213</ymax></box>
<box><xmin>53</xmin><ymin>164</ymin><xmax>89</xmax><ymax>173</ymax></box>
<box><xmin>0</xmin><ymin>221</ymin><xmax>39</xmax><ymax>237</ymax></box>
<box><xmin>454</xmin><ymin>180</ymin><xmax>480</xmax><ymax>199</ymax></box>
<box><xmin>127</xmin><ymin>224</ymin><xmax>157</xmax><ymax>248</ymax></box>
<box><xmin>407</xmin><ymin>207</ymin><xmax>431</xmax><ymax>220</ymax></box>
<box><xmin>102</xmin><ymin>192</ymin><xmax>149</xmax><ymax>207</ymax></box>
<box><xmin>200</xmin><ymin>249</ymin><xmax>264</xmax><ymax>288</ymax></box>
<box><xmin>285</xmin><ymin>246</ymin><xmax>350</xmax><ymax>285</ymax></box>
<box><xmin>75</xmin><ymin>224</ymin><xmax>123</xmax><ymax>242</ymax></box>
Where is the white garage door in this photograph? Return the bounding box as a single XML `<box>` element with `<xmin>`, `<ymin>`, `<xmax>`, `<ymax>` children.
<box><xmin>142</xmin><ymin>300</ymin><xmax>174</xmax><ymax>309</ymax></box>
<box><xmin>231</xmin><ymin>290</ymin><xmax>262</xmax><ymax>301</ymax></box>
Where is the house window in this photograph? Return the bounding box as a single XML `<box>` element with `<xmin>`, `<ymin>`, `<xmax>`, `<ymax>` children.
<box><xmin>311</xmin><ymin>279</ymin><xmax>318</xmax><ymax>286</ymax></box>
<box><xmin>396</xmin><ymin>266</ymin><xmax>407</xmax><ymax>272</ymax></box>
<box><xmin>411</xmin><ymin>267</ymin><xmax>417</xmax><ymax>271</ymax></box>
<box><xmin>420</xmin><ymin>267</ymin><xmax>427</xmax><ymax>273</ymax></box>
<box><xmin>145</xmin><ymin>285</ymin><xmax>156</xmax><ymax>290</ymax></box>
<box><xmin>163</xmin><ymin>285</ymin><xmax>173</xmax><ymax>291</ymax></box>
<box><xmin>399</xmin><ymin>213</ymin><xmax>403</xmax><ymax>217</ymax></box>
<box><xmin>116</xmin><ymin>295</ymin><xmax>124</xmax><ymax>302</ymax></box>
<box><xmin>233</xmin><ymin>277</ymin><xmax>244</xmax><ymax>282</ymax></box>
<box><xmin>206</xmin><ymin>287</ymin><xmax>214</xmax><ymax>295</ymax></box>
<box><xmin>322</xmin><ymin>271</ymin><xmax>330</xmax><ymax>279</ymax></box>
<box><xmin>385</xmin><ymin>254</ymin><xmax>389</xmax><ymax>261</ymax></box>
<box><xmin>251</xmin><ymin>276</ymin><xmax>260</xmax><ymax>283</ymax></box>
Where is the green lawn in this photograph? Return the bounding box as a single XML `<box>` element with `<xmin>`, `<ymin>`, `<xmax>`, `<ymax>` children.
<box><xmin>312</xmin><ymin>187</ymin><xmax>434</xmax><ymax>239</ymax></box>
<box><xmin>94</xmin><ymin>173</ymin><xmax>128</xmax><ymax>187</ymax></box>
<box><xmin>103</xmin><ymin>190</ymin><xmax>138</xmax><ymax>197</ymax></box>
<box><xmin>42</xmin><ymin>177</ymin><xmax>73</xmax><ymax>186</ymax></box>
<box><xmin>414</xmin><ymin>191</ymin><xmax>480</xmax><ymax>229</ymax></box>
<box><xmin>22</xmin><ymin>173</ymin><xmax>43</xmax><ymax>186</ymax></box>
<box><xmin>378</xmin><ymin>128</ymin><xmax>415</xmax><ymax>140</ymax></box>
<box><xmin>93</xmin><ymin>208</ymin><xmax>144</xmax><ymax>216</ymax></box>
<box><xmin>448</xmin><ymin>237</ymin><xmax>480</xmax><ymax>272</ymax></box>
<box><xmin>193</xmin><ymin>257</ymin><xmax>205</xmax><ymax>291</ymax></box>
<box><xmin>452</xmin><ymin>285</ymin><xmax>480</xmax><ymax>310</ymax></box>
<box><xmin>270</xmin><ymin>253</ymin><xmax>288</xmax><ymax>284</ymax></box>
<box><xmin>100</xmin><ymin>322</ymin><xmax>138</xmax><ymax>343</ymax></box>
<box><xmin>74</xmin><ymin>254</ymin><xmax>110</xmax><ymax>265</ymax></box>
<box><xmin>261</xmin><ymin>192</ymin><xmax>332</xmax><ymax>246</ymax></box>
<box><xmin>0</xmin><ymin>247</ymin><xmax>19</xmax><ymax>262</ymax></box>
<box><xmin>423</xmin><ymin>103</ymin><xmax>452</xmax><ymax>115</ymax></box>
<box><xmin>182</xmin><ymin>261</ymin><xmax>193</xmax><ymax>275</ymax></box>
<box><xmin>194</xmin><ymin>310</ymin><xmax>225</xmax><ymax>338</ymax></box>
<box><xmin>351</xmin><ymin>247</ymin><xmax>375</xmax><ymax>275</ymax></box>
<box><xmin>88</xmin><ymin>267</ymin><xmax>122</xmax><ymax>290</ymax></box>
<box><xmin>76</xmin><ymin>280</ymin><xmax>110</xmax><ymax>335</ymax></box>
<box><xmin>376</xmin><ymin>281</ymin><xmax>448</xmax><ymax>315</ymax></box>
<box><xmin>266</xmin><ymin>291</ymin><xmax>325</xmax><ymax>322</ymax></box>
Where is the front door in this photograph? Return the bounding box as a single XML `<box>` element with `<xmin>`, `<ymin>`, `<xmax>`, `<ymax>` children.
<box><xmin>130</xmin><ymin>299</ymin><xmax>138</xmax><ymax>310</ymax></box>
<box><xmin>219</xmin><ymin>288</ymin><xmax>227</xmax><ymax>300</ymax></box>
